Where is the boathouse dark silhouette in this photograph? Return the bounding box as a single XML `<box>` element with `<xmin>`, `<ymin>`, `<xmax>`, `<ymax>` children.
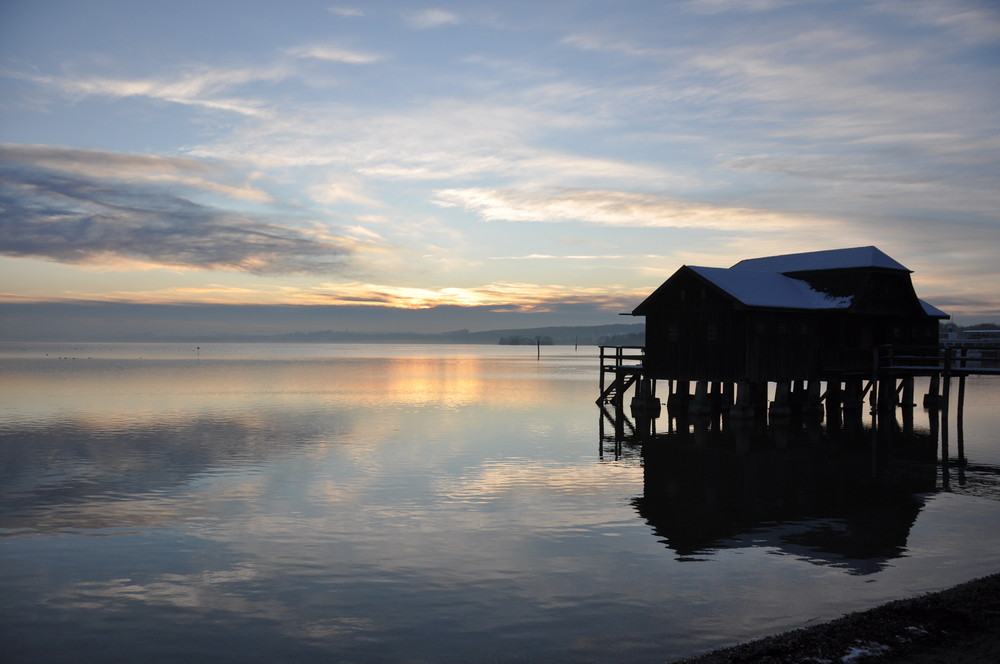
<box><xmin>631</xmin><ymin>246</ymin><xmax>948</xmax><ymax>384</ymax></box>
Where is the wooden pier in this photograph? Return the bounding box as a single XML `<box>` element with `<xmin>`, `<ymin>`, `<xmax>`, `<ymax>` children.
<box><xmin>598</xmin><ymin>343</ymin><xmax>999</xmax><ymax>427</ymax></box>
<box><xmin>596</xmin><ymin>345</ymin><xmax>645</xmax><ymax>407</ymax></box>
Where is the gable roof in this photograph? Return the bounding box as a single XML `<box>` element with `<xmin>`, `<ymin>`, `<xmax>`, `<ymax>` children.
<box><xmin>632</xmin><ymin>246</ymin><xmax>948</xmax><ymax>317</ymax></box>
<box><xmin>732</xmin><ymin>246</ymin><xmax>910</xmax><ymax>273</ymax></box>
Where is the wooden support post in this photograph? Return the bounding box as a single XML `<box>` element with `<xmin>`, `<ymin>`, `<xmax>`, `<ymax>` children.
<box><xmin>752</xmin><ymin>381</ymin><xmax>768</xmax><ymax>414</ymax></box>
<box><xmin>940</xmin><ymin>347</ymin><xmax>952</xmax><ymax>488</ymax></box>
<box><xmin>878</xmin><ymin>376</ymin><xmax>898</xmax><ymax>417</ymax></box>
<box><xmin>901</xmin><ymin>376</ymin><xmax>915</xmax><ymax>407</ymax></box>
<box><xmin>924</xmin><ymin>373</ymin><xmax>942</xmax><ymax>409</ymax></box>
<box><xmin>721</xmin><ymin>381</ymin><xmax>735</xmax><ymax>412</ymax></box>
<box><xmin>770</xmin><ymin>381</ymin><xmax>792</xmax><ymax>418</ymax></box>
<box><xmin>957</xmin><ymin>374</ymin><xmax>967</xmax><ymax>473</ymax></box>
<box><xmin>711</xmin><ymin>381</ymin><xmax>724</xmax><ymax>412</ymax></box>
<box><xmin>730</xmin><ymin>381</ymin><xmax>754</xmax><ymax>419</ymax></box>
<box><xmin>825</xmin><ymin>380</ymin><xmax>843</xmax><ymax>430</ymax></box>
<box><xmin>630</xmin><ymin>378</ymin><xmax>661</xmax><ymax>419</ymax></box>
<box><xmin>803</xmin><ymin>380</ymin><xmax>824</xmax><ymax>418</ymax></box>
<box><xmin>844</xmin><ymin>379</ymin><xmax>863</xmax><ymax>411</ymax></box>
<box><xmin>691</xmin><ymin>380</ymin><xmax>711</xmax><ymax>415</ymax></box>
<box><xmin>789</xmin><ymin>380</ymin><xmax>805</xmax><ymax>414</ymax></box>
<box><xmin>668</xmin><ymin>380</ymin><xmax>690</xmax><ymax>410</ymax></box>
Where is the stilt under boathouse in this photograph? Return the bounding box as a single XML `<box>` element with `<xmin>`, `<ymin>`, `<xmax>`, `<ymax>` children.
<box><xmin>598</xmin><ymin>246</ymin><xmax>959</xmax><ymax>425</ymax></box>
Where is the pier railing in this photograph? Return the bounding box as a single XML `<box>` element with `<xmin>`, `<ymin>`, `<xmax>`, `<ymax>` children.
<box><xmin>597</xmin><ymin>345</ymin><xmax>645</xmax><ymax>406</ymax></box>
<box><xmin>881</xmin><ymin>345</ymin><xmax>1000</xmax><ymax>376</ymax></box>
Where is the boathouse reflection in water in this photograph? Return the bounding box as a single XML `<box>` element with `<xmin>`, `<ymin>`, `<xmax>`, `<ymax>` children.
<box><xmin>604</xmin><ymin>406</ymin><xmax>947</xmax><ymax>574</ymax></box>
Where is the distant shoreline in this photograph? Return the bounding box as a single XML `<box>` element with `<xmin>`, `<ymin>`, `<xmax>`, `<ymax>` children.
<box><xmin>672</xmin><ymin>572</ymin><xmax>1000</xmax><ymax>663</ymax></box>
<box><xmin>0</xmin><ymin>323</ymin><xmax>645</xmax><ymax>347</ymax></box>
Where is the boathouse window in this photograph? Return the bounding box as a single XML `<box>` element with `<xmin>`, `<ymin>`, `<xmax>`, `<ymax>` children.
<box><xmin>706</xmin><ymin>323</ymin><xmax>718</xmax><ymax>342</ymax></box>
<box><xmin>668</xmin><ymin>323</ymin><xmax>679</xmax><ymax>342</ymax></box>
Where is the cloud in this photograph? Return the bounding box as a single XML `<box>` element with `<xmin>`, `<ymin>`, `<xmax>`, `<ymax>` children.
<box><xmin>874</xmin><ymin>0</ymin><xmax>1000</xmax><ymax>45</ymax></box>
<box><xmin>188</xmin><ymin>97</ymin><xmax>681</xmax><ymax>191</ymax></box>
<box><xmin>433</xmin><ymin>187</ymin><xmax>828</xmax><ymax>232</ymax></box>
<box><xmin>0</xmin><ymin>144</ymin><xmax>273</xmax><ymax>203</ymax></box>
<box><xmin>287</xmin><ymin>44</ymin><xmax>383</xmax><ymax>64</ymax></box>
<box><xmin>560</xmin><ymin>33</ymin><xmax>667</xmax><ymax>59</ymax></box>
<box><xmin>304</xmin><ymin>281</ymin><xmax>637</xmax><ymax>312</ymax></box>
<box><xmin>15</xmin><ymin>278</ymin><xmax>642</xmax><ymax>313</ymax></box>
<box><xmin>0</xmin><ymin>145</ymin><xmax>355</xmax><ymax>274</ymax></box>
<box><xmin>404</xmin><ymin>9</ymin><xmax>461</xmax><ymax>29</ymax></box>
<box><xmin>682</xmin><ymin>0</ymin><xmax>806</xmax><ymax>14</ymax></box>
<box><xmin>489</xmin><ymin>254</ymin><xmax>660</xmax><ymax>261</ymax></box>
<box><xmin>328</xmin><ymin>6</ymin><xmax>363</xmax><ymax>18</ymax></box>
<box><xmin>307</xmin><ymin>176</ymin><xmax>381</xmax><ymax>207</ymax></box>
<box><xmin>28</xmin><ymin>64</ymin><xmax>292</xmax><ymax>117</ymax></box>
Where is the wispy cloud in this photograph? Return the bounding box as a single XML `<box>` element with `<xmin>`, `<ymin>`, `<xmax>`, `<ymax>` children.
<box><xmin>26</xmin><ymin>64</ymin><xmax>292</xmax><ymax>117</ymax></box>
<box><xmin>187</xmin><ymin>96</ymin><xmax>680</xmax><ymax>192</ymax></box>
<box><xmin>874</xmin><ymin>0</ymin><xmax>1000</xmax><ymax>44</ymax></box>
<box><xmin>30</xmin><ymin>280</ymin><xmax>642</xmax><ymax>313</ymax></box>
<box><xmin>489</xmin><ymin>254</ymin><xmax>660</xmax><ymax>261</ymax></box>
<box><xmin>328</xmin><ymin>6</ymin><xmax>364</xmax><ymax>18</ymax></box>
<box><xmin>682</xmin><ymin>0</ymin><xmax>807</xmax><ymax>14</ymax></box>
<box><xmin>0</xmin><ymin>145</ymin><xmax>356</xmax><ymax>274</ymax></box>
<box><xmin>404</xmin><ymin>9</ymin><xmax>461</xmax><ymax>29</ymax></box>
<box><xmin>307</xmin><ymin>175</ymin><xmax>381</xmax><ymax>207</ymax></box>
<box><xmin>306</xmin><ymin>281</ymin><xmax>638</xmax><ymax>312</ymax></box>
<box><xmin>287</xmin><ymin>44</ymin><xmax>384</xmax><ymax>64</ymax></box>
<box><xmin>433</xmin><ymin>187</ymin><xmax>831</xmax><ymax>232</ymax></box>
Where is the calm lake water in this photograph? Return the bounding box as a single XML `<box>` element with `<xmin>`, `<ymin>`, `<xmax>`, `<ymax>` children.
<box><xmin>2</xmin><ymin>342</ymin><xmax>999</xmax><ymax>663</ymax></box>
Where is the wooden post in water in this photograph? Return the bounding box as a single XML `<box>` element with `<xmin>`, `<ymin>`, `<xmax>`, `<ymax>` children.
<box><xmin>770</xmin><ymin>381</ymin><xmax>792</xmax><ymax>418</ymax></box>
<box><xmin>668</xmin><ymin>380</ymin><xmax>690</xmax><ymax>410</ymax></box>
<box><xmin>730</xmin><ymin>381</ymin><xmax>754</xmax><ymax>419</ymax></box>
<box><xmin>924</xmin><ymin>373</ymin><xmax>941</xmax><ymax>409</ymax></box>
<box><xmin>941</xmin><ymin>348</ymin><xmax>952</xmax><ymax>488</ymax></box>
<box><xmin>803</xmin><ymin>380</ymin><xmax>823</xmax><ymax>419</ymax></box>
<box><xmin>957</xmin><ymin>371</ymin><xmax>966</xmax><ymax>477</ymax></box>
<box><xmin>690</xmin><ymin>380</ymin><xmax>711</xmax><ymax>415</ymax></box>
<box><xmin>722</xmin><ymin>381</ymin><xmax>734</xmax><ymax>412</ymax></box>
<box><xmin>825</xmin><ymin>380</ymin><xmax>843</xmax><ymax>430</ymax></box>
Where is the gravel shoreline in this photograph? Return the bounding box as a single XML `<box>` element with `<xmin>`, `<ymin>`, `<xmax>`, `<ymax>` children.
<box><xmin>671</xmin><ymin>573</ymin><xmax>1000</xmax><ymax>663</ymax></box>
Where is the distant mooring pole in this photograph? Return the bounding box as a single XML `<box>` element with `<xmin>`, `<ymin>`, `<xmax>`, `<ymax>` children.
<box><xmin>536</xmin><ymin>336</ymin><xmax>541</xmax><ymax>360</ymax></box>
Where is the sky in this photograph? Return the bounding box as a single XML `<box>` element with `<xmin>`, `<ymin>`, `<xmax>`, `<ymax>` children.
<box><xmin>1</xmin><ymin>0</ymin><xmax>999</xmax><ymax>339</ymax></box>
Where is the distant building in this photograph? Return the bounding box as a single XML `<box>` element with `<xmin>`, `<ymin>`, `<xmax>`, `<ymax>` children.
<box><xmin>941</xmin><ymin>324</ymin><xmax>1000</xmax><ymax>347</ymax></box>
<box><xmin>630</xmin><ymin>246</ymin><xmax>949</xmax><ymax>383</ymax></box>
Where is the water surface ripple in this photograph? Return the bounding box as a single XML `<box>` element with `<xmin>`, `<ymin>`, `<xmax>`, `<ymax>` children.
<box><xmin>2</xmin><ymin>342</ymin><xmax>999</xmax><ymax>663</ymax></box>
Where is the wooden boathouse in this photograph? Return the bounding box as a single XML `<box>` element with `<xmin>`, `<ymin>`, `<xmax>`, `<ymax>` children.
<box><xmin>599</xmin><ymin>246</ymin><xmax>957</xmax><ymax>420</ymax></box>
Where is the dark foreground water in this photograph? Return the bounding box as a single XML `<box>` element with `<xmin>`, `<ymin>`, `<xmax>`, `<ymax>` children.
<box><xmin>2</xmin><ymin>343</ymin><xmax>999</xmax><ymax>663</ymax></box>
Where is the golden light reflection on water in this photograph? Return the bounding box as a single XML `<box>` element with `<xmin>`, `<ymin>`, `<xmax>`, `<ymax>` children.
<box><xmin>0</xmin><ymin>352</ymin><xmax>577</xmax><ymax>428</ymax></box>
<box><xmin>4</xmin><ymin>344</ymin><xmax>1000</xmax><ymax>664</ymax></box>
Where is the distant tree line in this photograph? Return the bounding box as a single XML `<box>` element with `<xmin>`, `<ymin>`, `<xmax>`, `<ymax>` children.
<box><xmin>596</xmin><ymin>332</ymin><xmax>644</xmax><ymax>346</ymax></box>
<box><xmin>499</xmin><ymin>335</ymin><xmax>553</xmax><ymax>345</ymax></box>
<box><xmin>941</xmin><ymin>321</ymin><xmax>1000</xmax><ymax>332</ymax></box>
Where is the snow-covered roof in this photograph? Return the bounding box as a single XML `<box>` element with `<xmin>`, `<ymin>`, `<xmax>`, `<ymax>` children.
<box><xmin>690</xmin><ymin>266</ymin><xmax>854</xmax><ymax>310</ymax></box>
<box><xmin>920</xmin><ymin>299</ymin><xmax>949</xmax><ymax>319</ymax></box>
<box><xmin>632</xmin><ymin>246</ymin><xmax>948</xmax><ymax>317</ymax></box>
<box><xmin>732</xmin><ymin>246</ymin><xmax>910</xmax><ymax>273</ymax></box>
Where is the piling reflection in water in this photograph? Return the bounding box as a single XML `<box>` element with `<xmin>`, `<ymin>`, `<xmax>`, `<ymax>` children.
<box><xmin>602</xmin><ymin>399</ymin><xmax>963</xmax><ymax>573</ymax></box>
